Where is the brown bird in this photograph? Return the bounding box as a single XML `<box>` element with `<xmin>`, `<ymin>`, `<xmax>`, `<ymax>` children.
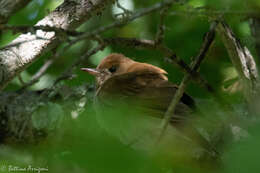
<box><xmin>81</xmin><ymin>53</ymin><xmax>216</xmax><ymax>158</ymax></box>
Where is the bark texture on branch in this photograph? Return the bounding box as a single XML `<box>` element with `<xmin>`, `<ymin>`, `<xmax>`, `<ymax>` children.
<box><xmin>0</xmin><ymin>0</ymin><xmax>32</xmax><ymax>24</ymax></box>
<box><xmin>217</xmin><ymin>21</ymin><xmax>259</xmax><ymax>101</ymax></box>
<box><xmin>0</xmin><ymin>0</ymin><xmax>113</xmax><ymax>90</ymax></box>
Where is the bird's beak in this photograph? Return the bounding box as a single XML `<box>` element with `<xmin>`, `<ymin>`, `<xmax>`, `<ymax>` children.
<box><xmin>81</xmin><ymin>68</ymin><xmax>100</xmax><ymax>76</ymax></box>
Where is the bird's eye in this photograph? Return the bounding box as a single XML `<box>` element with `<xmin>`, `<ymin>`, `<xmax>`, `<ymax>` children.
<box><xmin>108</xmin><ymin>66</ymin><xmax>117</xmax><ymax>73</ymax></box>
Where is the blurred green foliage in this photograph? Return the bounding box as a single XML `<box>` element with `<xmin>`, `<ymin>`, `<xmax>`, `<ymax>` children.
<box><xmin>1</xmin><ymin>0</ymin><xmax>260</xmax><ymax>172</ymax></box>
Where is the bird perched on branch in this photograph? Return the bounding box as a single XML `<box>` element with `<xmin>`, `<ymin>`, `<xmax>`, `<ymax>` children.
<box><xmin>81</xmin><ymin>53</ymin><xmax>216</xmax><ymax>159</ymax></box>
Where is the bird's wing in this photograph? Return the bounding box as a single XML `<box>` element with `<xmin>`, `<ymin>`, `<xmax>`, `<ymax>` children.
<box><xmin>96</xmin><ymin>71</ymin><xmax>195</xmax><ymax>124</ymax></box>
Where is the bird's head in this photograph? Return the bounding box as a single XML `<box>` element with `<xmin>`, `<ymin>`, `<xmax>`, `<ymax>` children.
<box><xmin>81</xmin><ymin>53</ymin><xmax>168</xmax><ymax>88</ymax></box>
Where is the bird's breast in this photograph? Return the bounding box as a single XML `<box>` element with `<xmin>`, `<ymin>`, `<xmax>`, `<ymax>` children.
<box><xmin>93</xmin><ymin>96</ymin><xmax>192</xmax><ymax>152</ymax></box>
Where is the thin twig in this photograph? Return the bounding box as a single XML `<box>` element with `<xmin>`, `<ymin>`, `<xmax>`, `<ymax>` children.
<box><xmin>19</xmin><ymin>57</ymin><xmax>57</xmax><ymax>90</ymax></box>
<box><xmin>53</xmin><ymin>44</ymin><xmax>106</xmax><ymax>86</ymax></box>
<box><xmin>114</xmin><ymin>0</ymin><xmax>133</xmax><ymax>18</ymax></box>
<box><xmin>69</xmin><ymin>0</ymin><xmax>178</xmax><ymax>45</ymax></box>
<box><xmin>43</xmin><ymin>0</ymin><xmax>179</xmax><ymax>76</ymax></box>
<box><xmin>116</xmin><ymin>0</ymin><xmax>133</xmax><ymax>14</ymax></box>
<box><xmin>155</xmin><ymin>4</ymin><xmax>170</xmax><ymax>44</ymax></box>
<box><xmin>18</xmin><ymin>74</ymin><xmax>25</xmax><ymax>85</ymax></box>
<box><xmin>158</xmin><ymin>21</ymin><xmax>218</xmax><ymax>141</ymax></box>
<box><xmin>18</xmin><ymin>47</ymin><xmax>60</xmax><ymax>90</ymax></box>
<box><xmin>170</xmin><ymin>9</ymin><xmax>260</xmax><ymax>18</ymax></box>
<box><xmin>36</xmin><ymin>44</ymin><xmax>104</xmax><ymax>99</ymax></box>
<box><xmin>2</xmin><ymin>0</ymin><xmax>178</xmax><ymax>58</ymax></box>
<box><xmin>31</xmin><ymin>58</ymin><xmax>55</xmax><ymax>81</ymax></box>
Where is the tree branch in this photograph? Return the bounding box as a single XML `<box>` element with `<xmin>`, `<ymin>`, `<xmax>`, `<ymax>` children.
<box><xmin>19</xmin><ymin>55</ymin><xmax>58</xmax><ymax>90</ymax></box>
<box><xmin>0</xmin><ymin>25</ymin><xmax>83</xmax><ymax>37</ymax></box>
<box><xmin>53</xmin><ymin>44</ymin><xmax>106</xmax><ymax>86</ymax></box>
<box><xmin>217</xmin><ymin>21</ymin><xmax>259</xmax><ymax>101</ymax></box>
<box><xmin>0</xmin><ymin>0</ymin><xmax>32</xmax><ymax>24</ymax></box>
<box><xmin>68</xmin><ymin>0</ymin><xmax>179</xmax><ymax>45</ymax></box>
<box><xmin>159</xmin><ymin>21</ymin><xmax>217</xmax><ymax>140</ymax></box>
<box><xmin>155</xmin><ymin>4</ymin><xmax>170</xmax><ymax>44</ymax></box>
<box><xmin>0</xmin><ymin>0</ymin><xmax>113</xmax><ymax>90</ymax></box>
